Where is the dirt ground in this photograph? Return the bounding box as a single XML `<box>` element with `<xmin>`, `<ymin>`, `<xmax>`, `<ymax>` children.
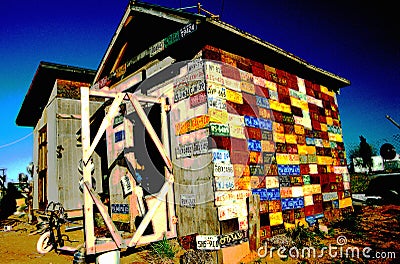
<box><xmin>0</xmin><ymin>204</ymin><xmax>399</xmax><ymax>264</ymax></box>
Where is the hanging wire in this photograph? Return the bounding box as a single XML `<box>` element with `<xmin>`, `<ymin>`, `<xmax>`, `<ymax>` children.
<box><xmin>0</xmin><ymin>132</ymin><xmax>33</xmax><ymax>149</ymax></box>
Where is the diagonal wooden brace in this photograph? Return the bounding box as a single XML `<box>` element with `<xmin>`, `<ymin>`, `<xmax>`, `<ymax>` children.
<box><xmin>127</xmin><ymin>93</ymin><xmax>173</xmax><ymax>173</ymax></box>
<box><xmin>83</xmin><ymin>92</ymin><xmax>126</xmax><ymax>163</ymax></box>
<box><xmin>128</xmin><ymin>182</ymin><xmax>169</xmax><ymax>247</ymax></box>
<box><xmin>83</xmin><ymin>181</ymin><xmax>127</xmax><ymax>249</ymax></box>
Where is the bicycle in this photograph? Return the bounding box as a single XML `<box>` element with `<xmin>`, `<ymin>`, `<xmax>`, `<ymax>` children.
<box><xmin>36</xmin><ymin>201</ymin><xmax>80</xmax><ymax>254</ymax></box>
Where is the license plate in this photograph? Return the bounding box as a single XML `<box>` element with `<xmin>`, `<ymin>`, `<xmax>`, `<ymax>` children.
<box><xmin>226</xmin><ymin>88</ymin><xmax>243</xmax><ymax>104</ymax></box>
<box><xmin>196</xmin><ymin>235</ymin><xmax>220</xmax><ymax>250</ymax></box>
<box><xmin>209</xmin><ymin>123</ymin><xmax>230</xmax><ymax>137</ymax></box>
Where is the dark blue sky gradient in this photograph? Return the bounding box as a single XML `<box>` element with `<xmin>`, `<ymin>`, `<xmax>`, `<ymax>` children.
<box><xmin>1</xmin><ymin>0</ymin><xmax>398</xmax><ymax>181</ymax></box>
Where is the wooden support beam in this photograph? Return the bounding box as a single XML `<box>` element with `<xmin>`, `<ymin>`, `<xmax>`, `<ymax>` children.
<box><xmin>160</xmin><ymin>97</ymin><xmax>177</xmax><ymax>236</ymax></box>
<box><xmin>247</xmin><ymin>194</ymin><xmax>260</xmax><ymax>251</ymax></box>
<box><xmin>80</xmin><ymin>86</ymin><xmax>95</xmax><ymax>254</ymax></box>
<box><xmin>128</xmin><ymin>182</ymin><xmax>169</xmax><ymax>247</ymax></box>
<box><xmin>90</xmin><ymin>90</ymin><xmax>160</xmax><ymax>104</ymax></box>
<box><xmin>127</xmin><ymin>93</ymin><xmax>173</xmax><ymax>172</ymax></box>
<box><xmin>84</xmin><ymin>92</ymin><xmax>125</xmax><ymax>163</ymax></box>
<box><xmin>83</xmin><ymin>181</ymin><xmax>127</xmax><ymax>249</ymax></box>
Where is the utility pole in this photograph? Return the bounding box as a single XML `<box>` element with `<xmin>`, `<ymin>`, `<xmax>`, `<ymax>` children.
<box><xmin>386</xmin><ymin>115</ymin><xmax>400</xmax><ymax>130</ymax></box>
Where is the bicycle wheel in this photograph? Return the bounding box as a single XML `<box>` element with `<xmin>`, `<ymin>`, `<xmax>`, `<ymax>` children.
<box><xmin>36</xmin><ymin>231</ymin><xmax>53</xmax><ymax>254</ymax></box>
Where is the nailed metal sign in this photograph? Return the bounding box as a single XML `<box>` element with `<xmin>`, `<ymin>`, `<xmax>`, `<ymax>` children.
<box><xmin>174</xmin><ymin>80</ymin><xmax>206</xmax><ymax>103</ymax></box>
<box><xmin>180</xmin><ymin>194</ymin><xmax>196</xmax><ymax>207</ymax></box>
<box><xmin>190</xmin><ymin>91</ymin><xmax>207</xmax><ymax>108</ymax></box>
<box><xmin>209</xmin><ymin>123</ymin><xmax>230</xmax><ymax>137</ymax></box>
<box><xmin>211</xmin><ymin>149</ymin><xmax>230</xmax><ymax>163</ymax></box>
<box><xmin>277</xmin><ymin>164</ymin><xmax>300</xmax><ymax>176</ymax></box>
<box><xmin>267</xmin><ymin>188</ymin><xmax>280</xmax><ymax>200</ymax></box>
<box><xmin>244</xmin><ymin>115</ymin><xmax>259</xmax><ymax>128</ymax></box>
<box><xmin>193</xmin><ymin>138</ymin><xmax>208</xmax><ymax>156</ymax></box>
<box><xmin>219</xmin><ymin>230</ymin><xmax>248</xmax><ymax>248</ymax></box>
<box><xmin>252</xmin><ymin>188</ymin><xmax>267</xmax><ymax>201</ymax></box>
<box><xmin>214</xmin><ymin>176</ymin><xmax>235</xmax><ymax>190</ymax></box>
<box><xmin>214</xmin><ymin>190</ymin><xmax>251</xmax><ymax>206</ymax></box>
<box><xmin>213</xmin><ymin>162</ymin><xmax>234</xmax><ymax>177</ymax></box>
<box><xmin>196</xmin><ymin>235</ymin><xmax>220</xmax><ymax>250</ymax></box>
<box><xmin>247</xmin><ymin>139</ymin><xmax>262</xmax><ymax>152</ymax></box>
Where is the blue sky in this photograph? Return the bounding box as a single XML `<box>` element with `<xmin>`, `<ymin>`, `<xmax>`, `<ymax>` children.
<box><xmin>1</xmin><ymin>0</ymin><xmax>398</xmax><ymax>182</ymax></box>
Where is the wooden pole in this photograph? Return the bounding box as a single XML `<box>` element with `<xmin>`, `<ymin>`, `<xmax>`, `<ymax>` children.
<box><xmin>247</xmin><ymin>194</ymin><xmax>260</xmax><ymax>252</ymax></box>
<box><xmin>160</xmin><ymin>97</ymin><xmax>177</xmax><ymax>236</ymax></box>
<box><xmin>80</xmin><ymin>86</ymin><xmax>96</xmax><ymax>254</ymax></box>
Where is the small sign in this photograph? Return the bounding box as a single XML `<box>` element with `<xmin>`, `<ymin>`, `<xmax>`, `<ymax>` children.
<box><xmin>265</xmin><ymin>176</ymin><xmax>280</xmax><ymax>189</ymax></box>
<box><xmin>196</xmin><ymin>235</ymin><xmax>220</xmax><ymax>250</ymax></box>
<box><xmin>211</xmin><ymin>149</ymin><xmax>230</xmax><ymax>163</ymax></box>
<box><xmin>114</xmin><ymin>130</ymin><xmax>125</xmax><ymax>143</ymax></box>
<box><xmin>208</xmin><ymin>96</ymin><xmax>227</xmax><ymax>111</ymax></box>
<box><xmin>111</xmin><ymin>204</ymin><xmax>129</xmax><ymax>214</ymax></box>
<box><xmin>268</xmin><ymin>200</ymin><xmax>282</xmax><ymax>213</ymax></box>
<box><xmin>240</xmin><ymin>81</ymin><xmax>255</xmax><ymax>94</ymax></box>
<box><xmin>207</xmin><ymin>83</ymin><xmax>226</xmax><ymax>99</ymax></box>
<box><xmin>180</xmin><ymin>23</ymin><xmax>197</xmax><ymax>38</ymax></box>
<box><xmin>269</xmin><ymin>212</ymin><xmax>284</xmax><ymax>226</ymax></box>
<box><xmin>208</xmin><ymin>108</ymin><xmax>228</xmax><ymax>124</ymax></box>
<box><xmin>247</xmin><ymin>139</ymin><xmax>262</xmax><ymax>152</ymax></box>
<box><xmin>180</xmin><ymin>194</ymin><xmax>196</xmax><ymax>207</ymax></box>
<box><xmin>214</xmin><ymin>176</ymin><xmax>235</xmax><ymax>191</ymax></box>
<box><xmin>120</xmin><ymin>175</ymin><xmax>132</xmax><ymax>197</ymax></box>
<box><xmin>267</xmin><ymin>188</ymin><xmax>280</xmax><ymax>200</ymax></box>
<box><xmin>193</xmin><ymin>138</ymin><xmax>208</xmax><ymax>156</ymax></box>
<box><xmin>244</xmin><ymin>115</ymin><xmax>259</xmax><ymax>128</ymax></box>
<box><xmin>209</xmin><ymin>123</ymin><xmax>230</xmax><ymax>137</ymax></box>
<box><xmin>252</xmin><ymin>188</ymin><xmax>267</xmax><ymax>201</ymax></box>
<box><xmin>322</xmin><ymin>192</ymin><xmax>339</xmax><ymax>201</ymax></box>
<box><xmin>174</xmin><ymin>80</ymin><xmax>206</xmax><ymax>103</ymax></box>
<box><xmin>218</xmin><ymin>204</ymin><xmax>238</xmax><ymax>220</ymax></box>
<box><xmin>219</xmin><ymin>230</ymin><xmax>247</xmax><ymax>248</ymax></box>
<box><xmin>190</xmin><ymin>91</ymin><xmax>207</xmax><ymax>108</ymax></box>
<box><xmin>113</xmin><ymin>115</ymin><xmax>124</xmax><ymax>128</ymax></box>
<box><xmin>256</xmin><ymin>96</ymin><xmax>270</xmax><ymax>108</ymax></box>
<box><xmin>281</xmin><ymin>197</ymin><xmax>304</xmax><ymax>210</ymax></box>
<box><xmin>214</xmin><ymin>190</ymin><xmax>251</xmax><ymax>206</ymax></box>
<box><xmin>190</xmin><ymin>115</ymin><xmax>210</xmax><ymax>132</ymax></box>
<box><xmin>249</xmin><ymin>164</ymin><xmax>264</xmax><ymax>176</ymax></box>
<box><xmin>213</xmin><ymin>162</ymin><xmax>234</xmax><ymax>177</ymax></box>
<box><xmin>230</xmin><ymin>125</ymin><xmax>246</xmax><ymax>139</ymax></box>
<box><xmin>277</xmin><ymin>164</ymin><xmax>300</xmax><ymax>176</ymax></box>
<box><xmin>226</xmin><ymin>89</ymin><xmax>243</xmax><ymax>104</ymax></box>
<box><xmin>175</xmin><ymin>142</ymin><xmax>193</xmax><ymax>159</ymax></box>
<box><xmin>279</xmin><ymin>176</ymin><xmax>291</xmax><ymax>187</ymax></box>
<box><xmin>149</xmin><ymin>40</ymin><xmax>164</xmax><ymax>57</ymax></box>
<box><xmin>258</xmin><ymin>118</ymin><xmax>272</xmax><ymax>130</ymax></box>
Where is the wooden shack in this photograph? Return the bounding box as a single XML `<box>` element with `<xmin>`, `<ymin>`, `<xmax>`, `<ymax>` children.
<box><xmin>75</xmin><ymin>1</ymin><xmax>352</xmax><ymax>262</ymax></box>
<box><xmin>17</xmin><ymin>2</ymin><xmax>353</xmax><ymax>263</ymax></box>
<box><xmin>16</xmin><ymin>62</ymin><xmax>104</xmax><ymax>213</ymax></box>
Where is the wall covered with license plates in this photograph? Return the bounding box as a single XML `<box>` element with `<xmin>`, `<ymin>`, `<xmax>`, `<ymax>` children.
<box><xmin>170</xmin><ymin>44</ymin><xmax>352</xmax><ymax>247</ymax></box>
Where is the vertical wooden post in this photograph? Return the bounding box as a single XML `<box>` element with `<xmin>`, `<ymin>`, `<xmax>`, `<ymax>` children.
<box><xmin>80</xmin><ymin>86</ymin><xmax>95</xmax><ymax>254</ymax></box>
<box><xmin>247</xmin><ymin>194</ymin><xmax>260</xmax><ymax>252</ymax></box>
<box><xmin>160</xmin><ymin>97</ymin><xmax>176</xmax><ymax>235</ymax></box>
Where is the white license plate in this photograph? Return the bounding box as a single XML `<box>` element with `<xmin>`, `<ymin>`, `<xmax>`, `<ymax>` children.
<box><xmin>196</xmin><ymin>235</ymin><xmax>220</xmax><ymax>250</ymax></box>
